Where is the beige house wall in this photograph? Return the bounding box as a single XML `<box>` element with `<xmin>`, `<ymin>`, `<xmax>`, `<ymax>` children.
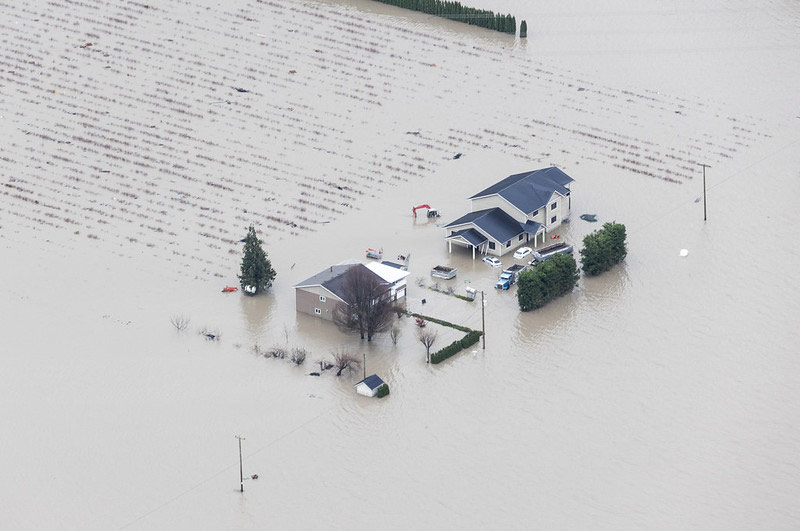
<box><xmin>295</xmin><ymin>286</ymin><xmax>342</xmax><ymax>321</ymax></box>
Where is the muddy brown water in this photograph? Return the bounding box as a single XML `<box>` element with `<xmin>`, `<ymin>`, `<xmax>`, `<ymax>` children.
<box><xmin>1</xmin><ymin>0</ymin><xmax>799</xmax><ymax>528</ymax></box>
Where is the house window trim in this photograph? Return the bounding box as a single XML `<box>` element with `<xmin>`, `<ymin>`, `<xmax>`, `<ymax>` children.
<box><xmin>314</xmin><ymin>308</ymin><xmax>322</xmax><ymax>315</ymax></box>
<box><xmin>319</xmin><ymin>295</ymin><xmax>326</xmax><ymax>302</ymax></box>
<box><xmin>551</xmin><ymin>202</ymin><xmax>558</xmax><ymax>210</ymax></box>
<box><xmin>488</xmin><ymin>241</ymin><xmax>496</xmax><ymax>250</ymax></box>
<box><xmin>550</xmin><ymin>215</ymin><xmax>557</xmax><ymax>224</ymax></box>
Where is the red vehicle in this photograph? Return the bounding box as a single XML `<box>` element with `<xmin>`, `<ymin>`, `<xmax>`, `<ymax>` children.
<box><xmin>222</xmin><ymin>286</ymin><xmax>238</xmax><ymax>293</ymax></box>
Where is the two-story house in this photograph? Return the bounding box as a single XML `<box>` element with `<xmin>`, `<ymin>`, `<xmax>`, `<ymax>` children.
<box><xmin>444</xmin><ymin>167</ymin><xmax>574</xmax><ymax>258</ymax></box>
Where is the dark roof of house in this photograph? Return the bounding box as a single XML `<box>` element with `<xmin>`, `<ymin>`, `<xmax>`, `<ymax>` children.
<box><xmin>446</xmin><ymin>228</ymin><xmax>488</xmax><ymax>247</ymax></box>
<box><xmin>445</xmin><ymin>208</ymin><xmax>524</xmax><ymax>243</ymax></box>
<box><xmin>380</xmin><ymin>261</ymin><xmax>405</xmax><ymax>270</ymax></box>
<box><xmin>356</xmin><ymin>374</ymin><xmax>385</xmax><ymax>390</ymax></box>
<box><xmin>469</xmin><ymin>167</ymin><xmax>574</xmax><ymax>215</ymax></box>
<box><xmin>520</xmin><ymin>220</ymin><xmax>542</xmax><ymax>234</ymax></box>
<box><xmin>294</xmin><ymin>264</ymin><xmax>385</xmax><ymax>301</ymax></box>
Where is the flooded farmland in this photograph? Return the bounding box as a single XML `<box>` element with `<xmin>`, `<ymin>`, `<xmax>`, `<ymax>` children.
<box><xmin>1</xmin><ymin>0</ymin><xmax>799</xmax><ymax>528</ymax></box>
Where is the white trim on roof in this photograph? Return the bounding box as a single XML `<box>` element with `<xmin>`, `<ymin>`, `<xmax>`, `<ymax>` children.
<box><xmin>365</xmin><ymin>262</ymin><xmax>410</xmax><ymax>283</ymax></box>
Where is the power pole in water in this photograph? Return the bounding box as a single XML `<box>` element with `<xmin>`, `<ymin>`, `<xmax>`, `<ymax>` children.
<box><xmin>362</xmin><ymin>352</ymin><xmax>366</xmax><ymax>379</ymax></box>
<box><xmin>699</xmin><ymin>163</ymin><xmax>711</xmax><ymax>221</ymax></box>
<box><xmin>235</xmin><ymin>435</ymin><xmax>245</xmax><ymax>493</ymax></box>
<box><xmin>481</xmin><ymin>290</ymin><xmax>486</xmax><ymax>350</ymax></box>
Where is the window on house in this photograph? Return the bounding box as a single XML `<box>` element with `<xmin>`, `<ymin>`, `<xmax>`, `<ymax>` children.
<box><xmin>505</xmin><ymin>241</ymin><xmax>511</xmax><ymax>247</ymax></box>
<box><xmin>551</xmin><ymin>216</ymin><xmax>557</xmax><ymax>224</ymax></box>
<box><xmin>551</xmin><ymin>202</ymin><xmax>557</xmax><ymax>210</ymax></box>
<box><xmin>532</xmin><ymin>209</ymin><xmax>538</xmax><ymax>217</ymax></box>
<box><xmin>319</xmin><ymin>295</ymin><xmax>326</xmax><ymax>302</ymax></box>
<box><xmin>519</xmin><ymin>234</ymin><xmax>524</xmax><ymax>241</ymax></box>
<box><xmin>314</xmin><ymin>308</ymin><xmax>321</xmax><ymax>315</ymax></box>
<box><xmin>488</xmin><ymin>242</ymin><xmax>496</xmax><ymax>250</ymax></box>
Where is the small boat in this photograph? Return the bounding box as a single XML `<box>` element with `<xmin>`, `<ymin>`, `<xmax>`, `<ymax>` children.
<box><xmin>366</xmin><ymin>248</ymin><xmax>382</xmax><ymax>259</ymax></box>
<box><xmin>580</xmin><ymin>213</ymin><xmax>598</xmax><ymax>222</ymax></box>
<box><xmin>222</xmin><ymin>286</ymin><xmax>238</xmax><ymax>293</ymax></box>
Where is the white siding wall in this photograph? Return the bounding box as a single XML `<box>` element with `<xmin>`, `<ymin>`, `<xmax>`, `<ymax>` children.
<box><xmin>470</xmin><ymin>195</ymin><xmax>526</xmax><ymax>222</ymax></box>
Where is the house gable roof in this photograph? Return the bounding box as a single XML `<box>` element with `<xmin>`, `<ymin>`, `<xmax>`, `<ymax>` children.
<box><xmin>469</xmin><ymin>167</ymin><xmax>574</xmax><ymax>215</ymax></box>
<box><xmin>355</xmin><ymin>374</ymin><xmax>385</xmax><ymax>390</ymax></box>
<box><xmin>445</xmin><ymin>208</ymin><xmax>524</xmax><ymax>243</ymax></box>
<box><xmin>295</xmin><ymin>264</ymin><xmax>386</xmax><ymax>301</ymax></box>
<box><xmin>446</xmin><ymin>228</ymin><xmax>488</xmax><ymax>247</ymax></box>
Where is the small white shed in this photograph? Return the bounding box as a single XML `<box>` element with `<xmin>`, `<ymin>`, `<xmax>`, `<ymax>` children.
<box><xmin>355</xmin><ymin>374</ymin><xmax>386</xmax><ymax>397</ymax></box>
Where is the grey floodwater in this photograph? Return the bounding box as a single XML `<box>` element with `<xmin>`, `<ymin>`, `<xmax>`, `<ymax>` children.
<box><xmin>1</xmin><ymin>0</ymin><xmax>799</xmax><ymax>528</ymax></box>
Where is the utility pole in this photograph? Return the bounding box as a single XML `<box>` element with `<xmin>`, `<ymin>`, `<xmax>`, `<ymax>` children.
<box><xmin>235</xmin><ymin>435</ymin><xmax>245</xmax><ymax>493</ymax></box>
<box><xmin>362</xmin><ymin>352</ymin><xmax>366</xmax><ymax>379</ymax></box>
<box><xmin>699</xmin><ymin>163</ymin><xmax>711</xmax><ymax>221</ymax></box>
<box><xmin>481</xmin><ymin>290</ymin><xmax>486</xmax><ymax>350</ymax></box>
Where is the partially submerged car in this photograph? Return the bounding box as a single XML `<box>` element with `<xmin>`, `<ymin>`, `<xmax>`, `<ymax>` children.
<box><xmin>482</xmin><ymin>256</ymin><xmax>502</xmax><ymax>268</ymax></box>
<box><xmin>513</xmin><ymin>247</ymin><xmax>532</xmax><ymax>260</ymax></box>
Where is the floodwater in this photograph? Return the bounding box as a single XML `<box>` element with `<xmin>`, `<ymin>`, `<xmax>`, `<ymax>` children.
<box><xmin>1</xmin><ymin>0</ymin><xmax>799</xmax><ymax>528</ymax></box>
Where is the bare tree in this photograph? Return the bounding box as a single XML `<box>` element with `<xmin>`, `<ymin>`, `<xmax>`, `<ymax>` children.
<box><xmin>418</xmin><ymin>329</ymin><xmax>438</xmax><ymax>364</ymax></box>
<box><xmin>290</xmin><ymin>348</ymin><xmax>308</xmax><ymax>365</ymax></box>
<box><xmin>333</xmin><ymin>265</ymin><xmax>396</xmax><ymax>341</ymax></box>
<box><xmin>170</xmin><ymin>315</ymin><xmax>190</xmax><ymax>331</ymax></box>
<box><xmin>390</xmin><ymin>327</ymin><xmax>401</xmax><ymax>345</ymax></box>
<box><xmin>331</xmin><ymin>348</ymin><xmax>361</xmax><ymax>377</ymax></box>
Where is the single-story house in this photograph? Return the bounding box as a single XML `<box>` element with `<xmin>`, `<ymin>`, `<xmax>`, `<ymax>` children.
<box><xmin>445</xmin><ymin>167</ymin><xmax>574</xmax><ymax>258</ymax></box>
<box><xmin>355</xmin><ymin>374</ymin><xmax>385</xmax><ymax>397</ymax></box>
<box><xmin>294</xmin><ymin>263</ymin><xmax>387</xmax><ymax>321</ymax></box>
<box><xmin>365</xmin><ymin>261</ymin><xmax>410</xmax><ymax>301</ymax></box>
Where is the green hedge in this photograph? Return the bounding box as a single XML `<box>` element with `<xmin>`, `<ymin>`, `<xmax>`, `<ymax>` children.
<box><xmin>372</xmin><ymin>0</ymin><xmax>517</xmax><ymax>35</ymax></box>
<box><xmin>376</xmin><ymin>383</ymin><xmax>390</xmax><ymax>398</ymax></box>
<box><xmin>431</xmin><ymin>330</ymin><xmax>483</xmax><ymax>364</ymax></box>
<box><xmin>407</xmin><ymin>312</ymin><xmax>471</xmax><ymax>333</ymax></box>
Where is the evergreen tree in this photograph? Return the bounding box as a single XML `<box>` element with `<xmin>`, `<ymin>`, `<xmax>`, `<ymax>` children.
<box><xmin>516</xmin><ymin>254</ymin><xmax>579</xmax><ymax>311</ymax></box>
<box><xmin>580</xmin><ymin>222</ymin><xmax>627</xmax><ymax>276</ymax></box>
<box><xmin>520</xmin><ymin>19</ymin><xmax>527</xmax><ymax>38</ymax></box>
<box><xmin>238</xmin><ymin>225</ymin><xmax>276</xmax><ymax>294</ymax></box>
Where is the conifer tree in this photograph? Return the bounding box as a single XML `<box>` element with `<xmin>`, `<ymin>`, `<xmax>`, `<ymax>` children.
<box><xmin>239</xmin><ymin>225</ymin><xmax>276</xmax><ymax>294</ymax></box>
<box><xmin>520</xmin><ymin>20</ymin><xmax>527</xmax><ymax>38</ymax></box>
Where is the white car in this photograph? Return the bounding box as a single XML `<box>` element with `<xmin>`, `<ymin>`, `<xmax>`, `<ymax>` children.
<box><xmin>513</xmin><ymin>247</ymin><xmax>532</xmax><ymax>260</ymax></box>
<box><xmin>482</xmin><ymin>256</ymin><xmax>502</xmax><ymax>268</ymax></box>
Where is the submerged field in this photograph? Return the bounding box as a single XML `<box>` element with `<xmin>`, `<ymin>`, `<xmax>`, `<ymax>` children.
<box><xmin>1</xmin><ymin>0</ymin><xmax>799</xmax><ymax>529</ymax></box>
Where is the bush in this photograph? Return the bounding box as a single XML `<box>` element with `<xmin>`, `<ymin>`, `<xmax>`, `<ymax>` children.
<box><xmin>516</xmin><ymin>253</ymin><xmax>579</xmax><ymax>311</ymax></box>
<box><xmin>290</xmin><ymin>348</ymin><xmax>307</xmax><ymax>365</ymax></box>
<box><xmin>430</xmin><ymin>330</ymin><xmax>483</xmax><ymax>364</ymax></box>
<box><xmin>372</xmin><ymin>0</ymin><xmax>518</xmax><ymax>35</ymax></box>
<box><xmin>520</xmin><ymin>20</ymin><xmax>527</xmax><ymax>38</ymax></box>
<box><xmin>376</xmin><ymin>383</ymin><xmax>390</xmax><ymax>398</ymax></box>
<box><xmin>580</xmin><ymin>222</ymin><xmax>627</xmax><ymax>276</ymax></box>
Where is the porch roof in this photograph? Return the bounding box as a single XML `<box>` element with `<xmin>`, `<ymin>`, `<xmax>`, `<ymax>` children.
<box><xmin>446</xmin><ymin>228</ymin><xmax>487</xmax><ymax>247</ymax></box>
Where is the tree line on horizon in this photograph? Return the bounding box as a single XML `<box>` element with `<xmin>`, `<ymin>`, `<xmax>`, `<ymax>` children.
<box><xmin>372</xmin><ymin>0</ymin><xmax>524</xmax><ymax>36</ymax></box>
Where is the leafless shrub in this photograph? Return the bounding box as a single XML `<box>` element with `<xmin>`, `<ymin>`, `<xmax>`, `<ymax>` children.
<box><xmin>268</xmin><ymin>346</ymin><xmax>286</xmax><ymax>359</ymax></box>
<box><xmin>418</xmin><ymin>329</ymin><xmax>438</xmax><ymax>363</ymax></box>
<box><xmin>415</xmin><ymin>317</ymin><xmax>426</xmax><ymax>328</ymax></box>
<box><xmin>170</xmin><ymin>314</ymin><xmax>190</xmax><ymax>331</ymax></box>
<box><xmin>252</xmin><ymin>343</ymin><xmax>263</xmax><ymax>356</ymax></box>
<box><xmin>416</xmin><ymin>276</ymin><xmax>425</xmax><ymax>287</ymax></box>
<box><xmin>200</xmin><ymin>327</ymin><xmax>220</xmax><ymax>341</ymax></box>
<box><xmin>331</xmin><ymin>347</ymin><xmax>361</xmax><ymax>377</ymax></box>
<box><xmin>445</xmin><ymin>285</ymin><xmax>455</xmax><ymax>295</ymax></box>
<box><xmin>290</xmin><ymin>348</ymin><xmax>308</xmax><ymax>365</ymax></box>
<box><xmin>390</xmin><ymin>327</ymin><xmax>401</xmax><ymax>345</ymax></box>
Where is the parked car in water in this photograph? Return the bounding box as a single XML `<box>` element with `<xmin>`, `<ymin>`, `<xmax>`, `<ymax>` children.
<box><xmin>513</xmin><ymin>247</ymin><xmax>532</xmax><ymax>260</ymax></box>
<box><xmin>482</xmin><ymin>256</ymin><xmax>502</xmax><ymax>268</ymax></box>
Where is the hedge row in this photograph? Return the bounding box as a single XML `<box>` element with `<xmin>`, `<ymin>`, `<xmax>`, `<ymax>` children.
<box><xmin>376</xmin><ymin>383</ymin><xmax>390</xmax><ymax>398</ymax></box>
<box><xmin>372</xmin><ymin>0</ymin><xmax>521</xmax><ymax>36</ymax></box>
<box><xmin>407</xmin><ymin>312</ymin><xmax>471</xmax><ymax>333</ymax></box>
<box><xmin>431</xmin><ymin>329</ymin><xmax>482</xmax><ymax>364</ymax></box>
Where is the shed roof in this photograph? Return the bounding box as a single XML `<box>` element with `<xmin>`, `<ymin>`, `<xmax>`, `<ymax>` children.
<box><xmin>445</xmin><ymin>208</ymin><xmax>523</xmax><ymax>243</ymax></box>
<box><xmin>469</xmin><ymin>167</ymin><xmax>574</xmax><ymax>215</ymax></box>
<box><xmin>355</xmin><ymin>374</ymin><xmax>385</xmax><ymax>390</ymax></box>
<box><xmin>294</xmin><ymin>264</ymin><xmax>385</xmax><ymax>301</ymax></box>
